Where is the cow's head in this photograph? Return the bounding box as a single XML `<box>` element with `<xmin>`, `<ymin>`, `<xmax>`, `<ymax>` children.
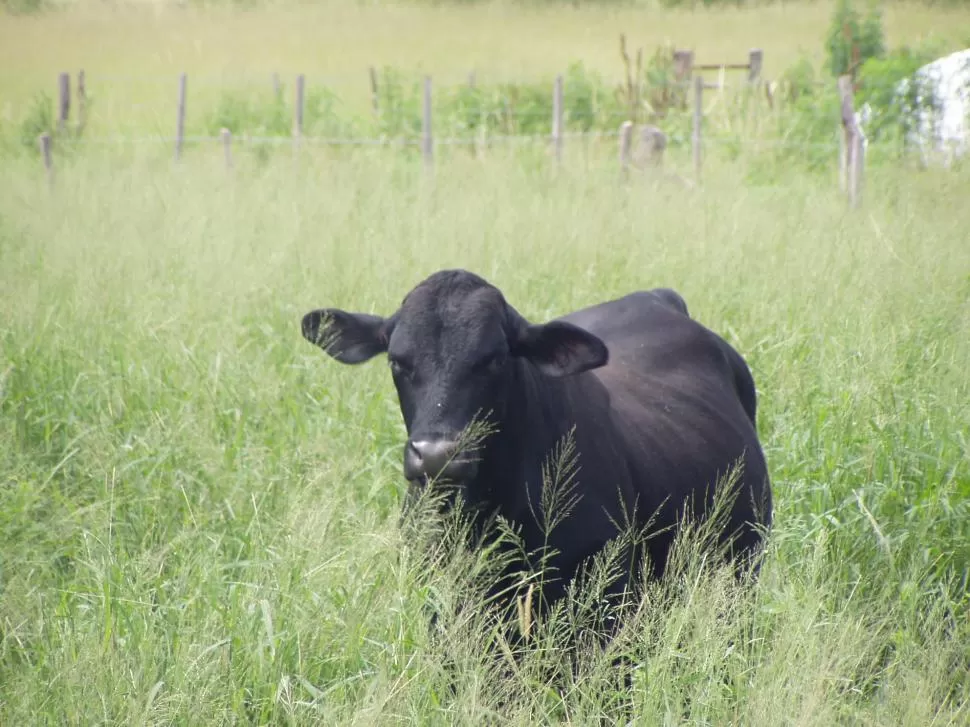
<box><xmin>301</xmin><ymin>270</ymin><xmax>608</xmax><ymax>485</ymax></box>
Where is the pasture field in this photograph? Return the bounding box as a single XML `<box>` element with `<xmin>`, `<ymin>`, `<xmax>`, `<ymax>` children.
<box><xmin>2</xmin><ymin>0</ymin><xmax>970</xmax><ymax>724</ymax></box>
<box><xmin>2</xmin><ymin>142</ymin><xmax>969</xmax><ymax>724</ymax></box>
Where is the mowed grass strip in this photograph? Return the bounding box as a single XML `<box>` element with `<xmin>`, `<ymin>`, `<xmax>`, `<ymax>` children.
<box><xmin>0</xmin><ymin>142</ymin><xmax>968</xmax><ymax>722</ymax></box>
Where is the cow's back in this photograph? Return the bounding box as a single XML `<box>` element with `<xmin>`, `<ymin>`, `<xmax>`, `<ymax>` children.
<box><xmin>559</xmin><ymin>290</ymin><xmax>730</xmax><ymax>388</ymax></box>
<box><xmin>560</xmin><ymin>290</ymin><xmax>771</xmax><ymax>569</ymax></box>
<box><xmin>560</xmin><ymin>290</ymin><xmax>754</xmax><ymax>418</ymax></box>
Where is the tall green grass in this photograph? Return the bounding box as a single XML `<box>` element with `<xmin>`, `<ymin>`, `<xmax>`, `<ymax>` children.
<box><xmin>1</xmin><ymin>145</ymin><xmax>968</xmax><ymax>723</ymax></box>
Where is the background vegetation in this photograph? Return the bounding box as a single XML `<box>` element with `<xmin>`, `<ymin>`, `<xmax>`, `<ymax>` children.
<box><xmin>1</xmin><ymin>0</ymin><xmax>969</xmax><ymax>723</ymax></box>
<box><xmin>2</xmin><ymin>0</ymin><xmax>968</xmax><ymax>169</ymax></box>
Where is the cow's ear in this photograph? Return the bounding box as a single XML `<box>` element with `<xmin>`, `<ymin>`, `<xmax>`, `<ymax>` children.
<box><xmin>301</xmin><ymin>308</ymin><xmax>391</xmax><ymax>364</ymax></box>
<box><xmin>513</xmin><ymin>320</ymin><xmax>609</xmax><ymax>377</ymax></box>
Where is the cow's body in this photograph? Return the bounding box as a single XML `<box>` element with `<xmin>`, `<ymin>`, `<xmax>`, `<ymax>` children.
<box><xmin>301</xmin><ymin>270</ymin><xmax>772</xmax><ymax>637</ymax></box>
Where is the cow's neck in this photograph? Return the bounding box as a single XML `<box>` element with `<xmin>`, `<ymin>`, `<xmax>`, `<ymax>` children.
<box><xmin>477</xmin><ymin>358</ymin><xmax>616</xmax><ymax>522</ymax></box>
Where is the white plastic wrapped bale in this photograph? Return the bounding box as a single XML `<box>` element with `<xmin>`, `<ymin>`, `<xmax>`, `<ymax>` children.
<box><xmin>899</xmin><ymin>48</ymin><xmax>970</xmax><ymax>167</ymax></box>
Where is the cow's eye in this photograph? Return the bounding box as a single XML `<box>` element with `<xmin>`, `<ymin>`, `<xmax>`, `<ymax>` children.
<box><xmin>483</xmin><ymin>351</ymin><xmax>507</xmax><ymax>374</ymax></box>
<box><xmin>388</xmin><ymin>357</ymin><xmax>413</xmax><ymax>379</ymax></box>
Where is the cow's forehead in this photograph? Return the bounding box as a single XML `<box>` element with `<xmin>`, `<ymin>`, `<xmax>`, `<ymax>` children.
<box><xmin>403</xmin><ymin>272</ymin><xmax>504</xmax><ymax>319</ymax></box>
<box><xmin>392</xmin><ymin>274</ymin><xmax>508</xmax><ymax>354</ymax></box>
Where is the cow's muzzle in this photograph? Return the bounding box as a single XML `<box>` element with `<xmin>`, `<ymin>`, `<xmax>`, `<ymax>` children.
<box><xmin>403</xmin><ymin>438</ymin><xmax>479</xmax><ymax>483</ymax></box>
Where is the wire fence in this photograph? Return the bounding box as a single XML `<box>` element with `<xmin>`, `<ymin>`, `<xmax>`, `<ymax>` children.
<box><xmin>14</xmin><ymin>59</ymin><xmax>801</xmax><ymax>144</ymax></box>
<box><xmin>46</xmin><ymin>130</ymin><xmax>844</xmax><ymax>150</ymax></box>
<box><xmin>31</xmin><ymin>125</ymin><xmax>850</xmax><ymax>209</ymax></box>
<box><xmin>58</xmin><ymin>129</ymin><xmax>628</xmax><ymax>146</ymax></box>
<box><xmin>19</xmin><ymin>61</ymin><xmax>876</xmax><ymax>208</ymax></box>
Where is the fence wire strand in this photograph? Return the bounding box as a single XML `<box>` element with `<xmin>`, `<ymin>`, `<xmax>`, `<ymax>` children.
<box><xmin>59</xmin><ymin>130</ymin><xmax>838</xmax><ymax>150</ymax></box>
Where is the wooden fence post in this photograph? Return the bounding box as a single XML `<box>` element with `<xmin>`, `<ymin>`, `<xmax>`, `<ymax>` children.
<box><xmin>422</xmin><ymin>76</ymin><xmax>433</xmax><ymax>169</ymax></box>
<box><xmin>221</xmin><ymin>128</ymin><xmax>232</xmax><ymax>170</ymax></box>
<box><xmin>466</xmin><ymin>71</ymin><xmax>480</xmax><ymax>157</ymax></box>
<box><xmin>619</xmin><ymin>120</ymin><xmax>633</xmax><ymax>178</ymax></box>
<box><xmin>175</xmin><ymin>73</ymin><xmax>187</xmax><ymax>161</ymax></box>
<box><xmin>838</xmin><ymin>113</ymin><xmax>847</xmax><ymax>193</ymax></box>
<box><xmin>634</xmin><ymin>125</ymin><xmax>667</xmax><ymax>169</ymax></box>
<box><xmin>692</xmin><ymin>76</ymin><xmax>703</xmax><ymax>182</ymax></box>
<box><xmin>748</xmin><ymin>49</ymin><xmax>763</xmax><ymax>83</ymax></box>
<box><xmin>475</xmin><ymin>123</ymin><xmax>487</xmax><ymax>162</ymax></box>
<box><xmin>272</xmin><ymin>72</ymin><xmax>282</xmax><ymax>102</ymax></box>
<box><xmin>294</xmin><ymin>74</ymin><xmax>305</xmax><ymax>149</ymax></box>
<box><xmin>673</xmin><ymin>49</ymin><xmax>695</xmax><ymax>81</ymax></box>
<box><xmin>39</xmin><ymin>133</ymin><xmax>53</xmax><ymax>188</ymax></box>
<box><xmin>552</xmin><ymin>74</ymin><xmax>563</xmax><ymax>163</ymax></box>
<box><xmin>57</xmin><ymin>72</ymin><xmax>70</xmax><ymax>134</ymax></box>
<box><xmin>77</xmin><ymin>69</ymin><xmax>86</xmax><ymax>132</ymax></box>
<box><xmin>838</xmin><ymin>75</ymin><xmax>864</xmax><ymax>208</ymax></box>
<box><xmin>854</xmin><ymin>130</ymin><xmax>866</xmax><ymax>205</ymax></box>
<box><xmin>673</xmin><ymin>49</ymin><xmax>694</xmax><ymax>109</ymax></box>
<box><xmin>369</xmin><ymin>67</ymin><xmax>379</xmax><ymax>118</ymax></box>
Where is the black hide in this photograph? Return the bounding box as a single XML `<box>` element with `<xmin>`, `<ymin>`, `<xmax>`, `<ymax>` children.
<box><xmin>301</xmin><ymin>269</ymin><xmax>772</xmax><ymax>640</ymax></box>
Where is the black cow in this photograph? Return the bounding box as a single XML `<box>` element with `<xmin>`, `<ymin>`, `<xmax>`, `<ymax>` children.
<box><xmin>301</xmin><ymin>269</ymin><xmax>772</xmax><ymax>642</ymax></box>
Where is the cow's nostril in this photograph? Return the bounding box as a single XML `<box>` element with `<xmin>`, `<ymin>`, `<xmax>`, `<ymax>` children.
<box><xmin>404</xmin><ymin>438</ymin><xmax>475</xmax><ymax>482</ymax></box>
<box><xmin>412</xmin><ymin>439</ymin><xmax>454</xmax><ymax>474</ymax></box>
<box><xmin>404</xmin><ymin>441</ymin><xmax>424</xmax><ymax>478</ymax></box>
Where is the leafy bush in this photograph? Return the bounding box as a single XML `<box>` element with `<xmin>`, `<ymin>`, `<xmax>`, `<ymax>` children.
<box><xmin>856</xmin><ymin>42</ymin><xmax>949</xmax><ymax>147</ymax></box>
<box><xmin>0</xmin><ymin>0</ymin><xmax>48</xmax><ymax>15</ymax></box>
<box><xmin>304</xmin><ymin>86</ymin><xmax>366</xmax><ymax>139</ymax></box>
<box><xmin>492</xmin><ymin>80</ymin><xmax>553</xmax><ymax>135</ymax></box>
<box><xmin>563</xmin><ymin>61</ymin><xmax>622</xmax><ymax>132</ymax></box>
<box><xmin>17</xmin><ymin>92</ymin><xmax>55</xmax><ymax>153</ymax></box>
<box><xmin>439</xmin><ymin>83</ymin><xmax>494</xmax><ymax>139</ymax></box>
<box><xmin>825</xmin><ymin>0</ymin><xmax>886</xmax><ymax>80</ymax></box>
<box><xmin>779</xmin><ymin>55</ymin><xmax>820</xmax><ymax>104</ymax></box>
<box><xmin>205</xmin><ymin>83</ymin><xmax>363</xmax><ymax>165</ymax></box>
<box><xmin>373</xmin><ymin>67</ymin><xmax>424</xmax><ymax>138</ymax></box>
<box><xmin>423</xmin><ymin>63</ymin><xmax>621</xmax><ymax>141</ymax></box>
<box><xmin>206</xmin><ymin>89</ymin><xmax>291</xmax><ymax>138</ymax></box>
<box><xmin>0</xmin><ymin>87</ymin><xmax>94</xmax><ymax>160</ymax></box>
<box><xmin>781</xmin><ymin>83</ymin><xmax>842</xmax><ymax>167</ymax></box>
<box><xmin>743</xmin><ymin>56</ymin><xmax>843</xmax><ymax>178</ymax></box>
<box><xmin>640</xmin><ymin>41</ymin><xmax>688</xmax><ymax>119</ymax></box>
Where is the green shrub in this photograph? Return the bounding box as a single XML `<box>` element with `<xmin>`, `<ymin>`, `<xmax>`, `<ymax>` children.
<box><xmin>374</xmin><ymin>67</ymin><xmax>423</xmax><ymax>138</ymax></box>
<box><xmin>563</xmin><ymin>61</ymin><xmax>621</xmax><ymax>132</ymax></box>
<box><xmin>434</xmin><ymin>65</ymin><xmax>620</xmax><ymax>140</ymax></box>
<box><xmin>755</xmin><ymin>56</ymin><xmax>843</xmax><ymax>175</ymax></box>
<box><xmin>0</xmin><ymin>0</ymin><xmax>47</xmax><ymax>15</ymax></box>
<box><xmin>205</xmin><ymin>83</ymin><xmax>370</xmax><ymax>164</ymax></box>
<box><xmin>304</xmin><ymin>86</ymin><xmax>366</xmax><ymax>139</ymax></box>
<box><xmin>438</xmin><ymin>83</ymin><xmax>491</xmax><ymax>138</ymax></box>
<box><xmin>206</xmin><ymin>88</ymin><xmax>291</xmax><ymax>138</ymax></box>
<box><xmin>857</xmin><ymin>42</ymin><xmax>948</xmax><ymax>147</ymax></box>
<box><xmin>825</xmin><ymin>0</ymin><xmax>886</xmax><ymax>80</ymax></box>
<box><xmin>17</xmin><ymin>92</ymin><xmax>55</xmax><ymax>154</ymax></box>
<box><xmin>492</xmin><ymin>80</ymin><xmax>552</xmax><ymax>135</ymax></box>
<box><xmin>640</xmin><ymin>41</ymin><xmax>688</xmax><ymax>119</ymax></box>
<box><xmin>1</xmin><ymin>87</ymin><xmax>93</xmax><ymax>160</ymax></box>
<box><xmin>779</xmin><ymin>55</ymin><xmax>820</xmax><ymax>104</ymax></box>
